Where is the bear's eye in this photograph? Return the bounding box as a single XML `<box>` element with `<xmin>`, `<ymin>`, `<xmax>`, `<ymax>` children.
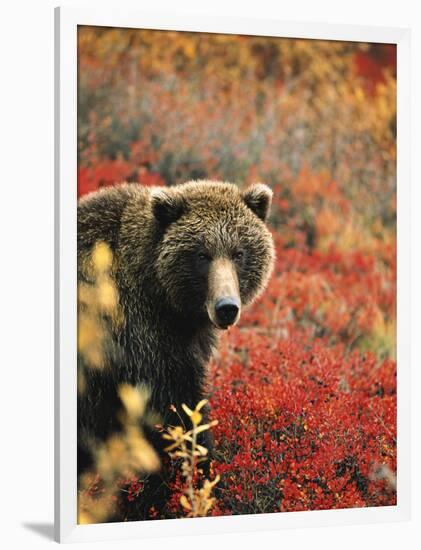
<box><xmin>197</xmin><ymin>252</ymin><xmax>211</xmax><ymax>262</ymax></box>
<box><xmin>233</xmin><ymin>250</ymin><xmax>244</xmax><ymax>262</ymax></box>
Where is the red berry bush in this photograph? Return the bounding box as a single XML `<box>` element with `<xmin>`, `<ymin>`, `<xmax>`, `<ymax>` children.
<box><xmin>210</xmin><ymin>327</ymin><xmax>396</xmax><ymax>514</ymax></box>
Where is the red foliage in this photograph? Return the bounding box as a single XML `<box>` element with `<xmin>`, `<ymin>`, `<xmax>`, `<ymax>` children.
<box><xmin>78</xmin><ymin>159</ymin><xmax>165</xmax><ymax>197</ymax></box>
<box><xmin>209</xmin><ymin>329</ymin><xmax>396</xmax><ymax>514</ymax></box>
<box><xmin>245</xmin><ymin>232</ymin><xmax>396</xmax><ymax>348</ymax></box>
<box><xmin>353</xmin><ymin>44</ymin><xmax>396</xmax><ymax>95</ymax></box>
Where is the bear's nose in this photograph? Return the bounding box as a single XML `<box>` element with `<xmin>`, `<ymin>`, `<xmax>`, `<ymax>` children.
<box><xmin>214</xmin><ymin>297</ymin><xmax>240</xmax><ymax>327</ymax></box>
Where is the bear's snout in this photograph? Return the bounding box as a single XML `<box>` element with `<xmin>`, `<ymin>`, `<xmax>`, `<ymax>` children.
<box><xmin>206</xmin><ymin>257</ymin><xmax>241</xmax><ymax>329</ymax></box>
<box><xmin>214</xmin><ymin>297</ymin><xmax>240</xmax><ymax>328</ymax></box>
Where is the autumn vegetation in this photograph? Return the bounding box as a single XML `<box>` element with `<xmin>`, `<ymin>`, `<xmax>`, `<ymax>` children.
<box><xmin>77</xmin><ymin>27</ymin><xmax>396</xmax><ymax>519</ymax></box>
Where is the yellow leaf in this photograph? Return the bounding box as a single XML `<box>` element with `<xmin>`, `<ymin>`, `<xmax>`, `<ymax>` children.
<box><xmin>181</xmin><ymin>403</ymin><xmax>194</xmax><ymax>417</ymax></box>
<box><xmin>195</xmin><ymin>444</ymin><xmax>209</xmax><ymax>456</ymax></box>
<box><xmin>196</xmin><ymin>399</ymin><xmax>208</xmax><ymax>411</ymax></box>
<box><xmin>180</xmin><ymin>495</ymin><xmax>192</xmax><ymax>510</ymax></box>
<box><xmin>190</xmin><ymin>411</ymin><xmax>202</xmax><ymax>425</ymax></box>
<box><xmin>118</xmin><ymin>384</ymin><xmax>148</xmax><ymax>419</ymax></box>
<box><xmin>92</xmin><ymin>241</ymin><xmax>113</xmax><ymax>273</ymax></box>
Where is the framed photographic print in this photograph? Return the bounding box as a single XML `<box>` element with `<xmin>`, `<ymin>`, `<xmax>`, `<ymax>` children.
<box><xmin>55</xmin><ymin>6</ymin><xmax>411</xmax><ymax>543</ymax></box>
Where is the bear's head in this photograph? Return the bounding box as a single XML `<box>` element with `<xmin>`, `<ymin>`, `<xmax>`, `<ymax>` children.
<box><xmin>152</xmin><ymin>180</ymin><xmax>275</xmax><ymax>329</ymax></box>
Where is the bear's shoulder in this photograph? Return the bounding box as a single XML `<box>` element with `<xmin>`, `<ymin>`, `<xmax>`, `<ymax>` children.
<box><xmin>77</xmin><ymin>183</ymin><xmax>150</xmax><ymax>252</ymax></box>
<box><xmin>78</xmin><ymin>182</ymin><xmax>146</xmax><ymax>212</ymax></box>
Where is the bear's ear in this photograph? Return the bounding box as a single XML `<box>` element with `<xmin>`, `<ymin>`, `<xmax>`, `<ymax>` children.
<box><xmin>242</xmin><ymin>183</ymin><xmax>273</xmax><ymax>222</ymax></box>
<box><xmin>151</xmin><ymin>189</ymin><xmax>185</xmax><ymax>227</ymax></box>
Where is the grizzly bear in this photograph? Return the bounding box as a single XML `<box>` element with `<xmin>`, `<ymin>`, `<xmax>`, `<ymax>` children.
<box><xmin>77</xmin><ymin>180</ymin><xmax>274</xmax><ymax>518</ymax></box>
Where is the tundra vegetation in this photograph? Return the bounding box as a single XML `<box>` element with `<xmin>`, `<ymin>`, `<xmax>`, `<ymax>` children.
<box><xmin>77</xmin><ymin>28</ymin><xmax>396</xmax><ymax>520</ymax></box>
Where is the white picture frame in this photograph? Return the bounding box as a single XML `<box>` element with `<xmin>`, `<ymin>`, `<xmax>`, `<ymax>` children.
<box><xmin>55</xmin><ymin>6</ymin><xmax>411</xmax><ymax>543</ymax></box>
